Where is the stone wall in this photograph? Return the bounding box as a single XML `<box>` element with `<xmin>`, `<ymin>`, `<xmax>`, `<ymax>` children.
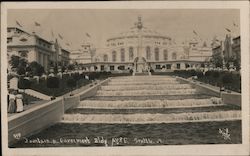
<box><xmin>8</xmin><ymin>98</ymin><xmax>64</xmax><ymax>145</ymax></box>
<box><xmin>221</xmin><ymin>92</ymin><xmax>241</xmax><ymax>107</ymax></box>
<box><xmin>8</xmin><ymin>78</ymin><xmax>111</xmax><ymax>145</ymax></box>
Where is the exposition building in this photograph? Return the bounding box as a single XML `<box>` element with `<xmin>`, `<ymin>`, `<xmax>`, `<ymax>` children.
<box><xmin>83</xmin><ymin>17</ymin><xmax>212</xmax><ymax>73</ymax></box>
<box><xmin>7</xmin><ymin>27</ymin><xmax>70</xmax><ymax>72</ymax></box>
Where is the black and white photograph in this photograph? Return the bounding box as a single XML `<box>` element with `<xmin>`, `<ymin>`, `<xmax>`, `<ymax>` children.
<box><xmin>1</xmin><ymin>1</ymin><xmax>249</xmax><ymax>156</ymax></box>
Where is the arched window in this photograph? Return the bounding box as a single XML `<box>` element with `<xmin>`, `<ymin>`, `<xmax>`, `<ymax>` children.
<box><xmin>146</xmin><ymin>46</ymin><xmax>151</xmax><ymax>60</ymax></box>
<box><xmin>163</xmin><ymin>49</ymin><xmax>168</xmax><ymax>61</ymax></box>
<box><xmin>172</xmin><ymin>52</ymin><xmax>177</xmax><ymax>60</ymax></box>
<box><xmin>120</xmin><ymin>48</ymin><xmax>125</xmax><ymax>62</ymax></box>
<box><xmin>129</xmin><ymin>47</ymin><xmax>134</xmax><ymax>61</ymax></box>
<box><xmin>155</xmin><ymin>47</ymin><xmax>159</xmax><ymax>61</ymax></box>
<box><xmin>103</xmin><ymin>54</ymin><xmax>108</xmax><ymax>62</ymax></box>
<box><xmin>112</xmin><ymin>51</ymin><xmax>117</xmax><ymax>62</ymax></box>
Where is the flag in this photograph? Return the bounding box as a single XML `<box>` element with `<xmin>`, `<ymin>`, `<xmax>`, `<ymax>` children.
<box><xmin>51</xmin><ymin>30</ymin><xmax>54</xmax><ymax>37</ymax></box>
<box><xmin>193</xmin><ymin>30</ymin><xmax>198</xmax><ymax>35</ymax></box>
<box><xmin>225</xmin><ymin>28</ymin><xmax>231</xmax><ymax>32</ymax></box>
<box><xmin>35</xmin><ymin>21</ymin><xmax>41</xmax><ymax>26</ymax></box>
<box><xmin>86</xmin><ymin>33</ymin><xmax>91</xmax><ymax>38</ymax></box>
<box><xmin>16</xmin><ymin>20</ymin><xmax>22</xmax><ymax>27</ymax></box>
<box><xmin>58</xmin><ymin>33</ymin><xmax>63</xmax><ymax>40</ymax></box>
<box><xmin>233</xmin><ymin>22</ymin><xmax>238</xmax><ymax>27</ymax></box>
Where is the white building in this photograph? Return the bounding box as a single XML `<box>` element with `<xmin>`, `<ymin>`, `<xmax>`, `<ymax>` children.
<box><xmin>69</xmin><ymin>42</ymin><xmax>94</xmax><ymax>65</ymax></box>
<box><xmin>83</xmin><ymin>17</ymin><xmax>212</xmax><ymax>72</ymax></box>
<box><xmin>7</xmin><ymin>27</ymin><xmax>70</xmax><ymax>72</ymax></box>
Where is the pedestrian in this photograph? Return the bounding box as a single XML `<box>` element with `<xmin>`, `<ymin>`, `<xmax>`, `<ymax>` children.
<box><xmin>16</xmin><ymin>92</ymin><xmax>24</xmax><ymax>113</ymax></box>
<box><xmin>8</xmin><ymin>90</ymin><xmax>17</xmax><ymax>113</ymax></box>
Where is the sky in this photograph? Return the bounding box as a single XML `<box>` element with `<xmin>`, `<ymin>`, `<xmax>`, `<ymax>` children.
<box><xmin>8</xmin><ymin>9</ymin><xmax>240</xmax><ymax>53</ymax></box>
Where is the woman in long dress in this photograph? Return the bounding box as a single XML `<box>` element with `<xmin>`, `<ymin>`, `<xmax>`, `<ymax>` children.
<box><xmin>16</xmin><ymin>93</ymin><xmax>24</xmax><ymax>113</ymax></box>
<box><xmin>8</xmin><ymin>92</ymin><xmax>16</xmax><ymax>113</ymax></box>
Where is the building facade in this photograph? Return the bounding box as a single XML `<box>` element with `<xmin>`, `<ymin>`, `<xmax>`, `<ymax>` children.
<box><xmin>7</xmin><ymin>27</ymin><xmax>70</xmax><ymax>72</ymax></box>
<box><xmin>85</xmin><ymin>17</ymin><xmax>212</xmax><ymax>73</ymax></box>
<box><xmin>211</xmin><ymin>35</ymin><xmax>241</xmax><ymax>69</ymax></box>
<box><xmin>69</xmin><ymin>42</ymin><xmax>94</xmax><ymax>64</ymax></box>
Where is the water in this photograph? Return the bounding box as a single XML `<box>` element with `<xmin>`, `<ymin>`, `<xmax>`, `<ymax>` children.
<box><xmin>101</xmin><ymin>84</ymin><xmax>192</xmax><ymax>91</ymax></box>
<box><xmin>62</xmin><ymin>111</ymin><xmax>241</xmax><ymax>124</ymax></box>
<box><xmin>96</xmin><ymin>89</ymin><xmax>197</xmax><ymax>96</ymax></box>
<box><xmin>67</xmin><ymin>105</ymin><xmax>240</xmax><ymax>114</ymax></box>
<box><xmin>10</xmin><ymin>75</ymin><xmax>242</xmax><ymax>147</ymax></box>
<box><xmin>11</xmin><ymin>121</ymin><xmax>242</xmax><ymax>147</ymax></box>
<box><xmin>78</xmin><ymin>98</ymin><xmax>222</xmax><ymax>108</ymax></box>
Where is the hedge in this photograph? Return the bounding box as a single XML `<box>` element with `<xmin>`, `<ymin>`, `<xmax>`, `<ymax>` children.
<box><xmin>172</xmin><ymin>70</ymin><xmax>241</xmax><ymax>93</ymax></box>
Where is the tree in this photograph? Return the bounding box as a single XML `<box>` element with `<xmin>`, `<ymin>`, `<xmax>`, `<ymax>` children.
<box><xmin>9</xmin><ymin>55</ymin><xmax>20</xmax><ymax>69</ymax></box>
<box><xmin>28</xmin><ymin>61</ymin><xmax>45</xmax><ymax>76</ymax></box>
<box><xmin>210</xmin><ymin>53</ymin><xmax>223</xmax><ymax>68</ymax></box>
<box><xmin>17</xmin><ymin>67</ymin><xmax>26</xmax><ymax>75</ymax></box>
<box><xmin>67</xmin><ymin>64</ymin><xmax>75</xmax><ymax>71</ymax></box>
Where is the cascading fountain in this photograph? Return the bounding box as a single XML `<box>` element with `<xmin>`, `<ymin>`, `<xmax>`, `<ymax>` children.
<box><xmin>62</xmin><ymin>75</ymin><xmax>241</xmax><ymax>124</ymax></box>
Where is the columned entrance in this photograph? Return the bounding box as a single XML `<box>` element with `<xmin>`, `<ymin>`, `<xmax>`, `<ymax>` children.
<box><xmin>134</xmin><ymin>57</ymin><xmax>147</xmax><ymax>73</ymax></box>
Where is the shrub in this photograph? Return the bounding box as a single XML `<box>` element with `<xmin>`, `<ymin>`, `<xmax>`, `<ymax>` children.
<box><xmin>18</xmin><ymin>78</ymin><xmax>31</xmax><ymax>89</ymax></box>
<box><xmin>47</xmin><ymin>77</ymin><xmax>60</xmax><ymax>89</ymax></box>
<box><xmin>222</xmin><ymin>73</ymin><xmax>233</xmax><ymax>85</ymax></box>
<box><xmin>196</xmin><ymin>71</ymin><xmax>204</xmax><ymax>79</ymax></box>
<box><xmin>212</xmin><ymin>71</ymin><xmax>220</xmax><ymax>79</ymax></box>
<box><xmin>67</xmin><ymin>78</ymin><xmax>77</xmax><ymax>94</ymax></box>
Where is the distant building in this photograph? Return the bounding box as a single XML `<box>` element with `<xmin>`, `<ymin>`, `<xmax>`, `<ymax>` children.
<box><xmin>69</xmin><ymin>42</ymin><xmax>94</xmax><ymax>64</ymax></box>
<box><xmin>232</xmin><ymin>36</ymin><xmax>240</xmax><ymax>64</ymax></box>
<box><xmin>7</xmin><ymin>27</ymin><xmax>70</xmax><ymax>72</ymax></box>
<box><xmin>211</xmin><ymin>34</ymin><xmax>241</xmax><ymax>69</ymax></box>
<box><xmin>223</xmin><ymin>34</ymin><xmax>233</xmax><ymax>61</ymax></box>
<box><xmin>188</xmin><ymin>39</ymin><xmax>212</xmax><ymax>62</ymax></box>
<box><xmin>84</xmin><ymin>17</ymin><xmax>213</xmax><ymax>72</ymax></box>
<box><xmin>212</xmin><ymin>41</ymin><xmax>224</xmax><ymax>58</ymax></box>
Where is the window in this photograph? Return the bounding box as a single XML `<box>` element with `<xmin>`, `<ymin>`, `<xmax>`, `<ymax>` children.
<box><xmin>163</xmin><ymin>49</ymin><xmax>168</xmax><ymax>60</ymax></box>
<box><xmin>129</xmin><ymin>47</ymin><xmax>134</xmax><ymax>61</ymax></box>
<box><xmin>155</xmin><ymin>47</ymin><xmax>159</xmax><ymax>61</ymax></box>
<box><xmin>7</xmin><ymin>38</ymin><xmax>12</xmax><ymax>43</ymax></box>
<box><xmin>101</xmin><ymin>65</ymin><xmax>105</xmax><ymax>71</ymax></box>
<box><xmin>177</xmin><ymin>63</ymin><xmax>180</xmax><ymax>69</ymax></box>
<box><xmin>156</xmin><ymin>65</ymin><xmax>161</xmax><ymax>69</ymax></box>
<box><xmin>146</xmin><ymin>46</ymin><xmax>151</xmax><ymax>60</ymax></box>
<box><xmin>166</xmin><ymin>64</ymin><xmax>171</xmax><ymax>69</ymax></box>
<box><xmin>103</xmin><ymin>54</ymin><xmax>108</xmax><ymax>62</ymax></box>
<box><xmin>118</xmin><ymin>65</ymin><xmax>125</xmax><ymax>70</ymax></box>
<box><xmin>112</xmin><ymin>51</ymin><xmax>117</xmax><ymax>62</ymax></box>
<box><xmin>18</xmin><ymin>50</ymin><xmax>28</xmax><ymax>58</ymax></box>
<box><xmin>172</xmin><ymin>53</ymin><xmax>177</xmax><ymax>60</ymax></box>
<box><xmin>120</xmin><ymin>48</ymin><xmax>125</xmax><ymax>62</ymax></box>
<box><xmin>110</xmin><ymin>65</ymin><xmax>114</xmax><ymax>71</ymax></box>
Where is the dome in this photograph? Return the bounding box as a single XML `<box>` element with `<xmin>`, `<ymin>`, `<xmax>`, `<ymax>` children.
<box><xmin>107</xmin><ymin>17</ymin><xmax>171</xmax><ymax>42</ymax></box>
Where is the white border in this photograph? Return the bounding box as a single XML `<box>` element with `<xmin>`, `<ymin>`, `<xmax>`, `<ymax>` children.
<box><xmin>1</xmin><ymin>1</ymin><xmax>249</xmax><ymax>156</ymax></box>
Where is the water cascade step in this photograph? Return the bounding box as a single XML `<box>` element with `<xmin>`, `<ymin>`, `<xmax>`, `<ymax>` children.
<box><xmin>62</xmin><ymin>110</ymin><xmax>241</xmax><ymax>124</ymax></box>
<box><xmin>63</xmin><ymin>75</ymin><xmax>241</xmax><ymax>124</ymax></box>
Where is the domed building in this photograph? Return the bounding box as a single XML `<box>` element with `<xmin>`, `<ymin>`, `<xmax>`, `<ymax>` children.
<box><xmin>86</xmin><ymin>16</ymin><xmax>212</xmax><ymax>73</ymax></box>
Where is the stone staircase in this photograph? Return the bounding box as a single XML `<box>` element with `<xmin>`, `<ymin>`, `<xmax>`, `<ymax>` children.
<box><xmin>62</xmin><ymin>76</ymin><xmax>241</xmax><ymax>123</ymax></box>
